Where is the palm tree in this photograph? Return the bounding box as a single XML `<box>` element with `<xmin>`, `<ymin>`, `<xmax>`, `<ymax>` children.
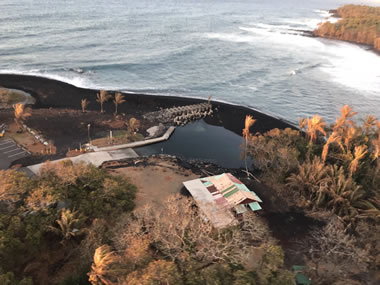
<box><xmin>242</xmin><ymin>115</ymin><xmax>256</xmax><ymax>176</ymax></box>
<box><xmin>333</xmin><ymin>105</ymin><xmax>357</xmax><ymax>132</ymax></box>
<box><xmin>48</xmin><ymin>208</ymin><xmax>82</xmax><ymax>243</ymax></box>
<box><xmin>96</xmin><ymin>90</ymin><xmax>112</xmax><ymax>113</ymax></box>
<box><xmin>207</xmin><ymin>95</ymin><xmax>212</xmax><ymax>106</ymax></box>
<box><xmin>362</xmin><ymin>115</ymin><xmax>377</xmax><ymax>135</ymax></box>
<box><xmin>325</xmin><ymin>165</ymin><xmax>363</xmax><ymax>223</ymax></box>
<box><xmin>81</xmin><ymin>99</ymin><xmax>89</xmax><ymax>113</ymax></box>
<box><xmin>349</xmin><ymin>145</ymin><xmax>367</xmax><ymax>176</ymax></box>
<box><xmin>12</xmin><ymin>103</ymin><xmax>31</xmax><ymax>126</ymax></box>
<box><xmin>128</xmin><ymin>117</ymin><xmax>140</xmax><ymax>134</ymax></box>
<box><xmin>113</xmin><ymin>92</ymin><xmax>125</xmax><ymax>115</ymax></box>
<box><xmin>322</xmin><ymin>132</ymin><xmax>341</xmax><ymax>162</ymax></box>
<box><xmin>88</xmin><ymin>245</ymin><xmax>120</xmax><ymax>285</ymax></box>
<box><xmin>286</xmin><ymin>157</ymin><xmax>329</xmax><ymax>201</ymax></box>
<box><xmin>305</xmin><ymin>115</ymin><xmax>327</xmax><ymax>143</ymax></box>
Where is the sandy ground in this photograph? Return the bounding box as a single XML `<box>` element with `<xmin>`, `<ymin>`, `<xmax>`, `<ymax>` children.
<box><xmin>112</xmin><ymin>157</ymin><xmax>199</xmax><ymax>209</ymax></box>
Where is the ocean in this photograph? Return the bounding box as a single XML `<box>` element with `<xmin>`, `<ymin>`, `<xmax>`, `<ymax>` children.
<box><xmin>1</xmin><ymin>0</ymin><xmax>379</xmax><ymax>124</ymax></box>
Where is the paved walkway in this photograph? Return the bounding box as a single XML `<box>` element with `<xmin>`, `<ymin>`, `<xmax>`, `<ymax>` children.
<box><xmin>92</xmin><ymin>126</ymin><xmax>175</xmax><ymax>152</ymax></box>
<box><xmin>27</xmin><ymin>148</ymin><xmax>138</xmax><ymax>174</ymax></box>
<box><xmin>0</xmin><ymin>138</ymin><xmax>29</xmax><ymax>170</ymax></box>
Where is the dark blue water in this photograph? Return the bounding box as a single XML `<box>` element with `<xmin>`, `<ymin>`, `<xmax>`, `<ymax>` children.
<box><xmin>1</xmin><ymin>0</ymin><xmax>379</xmax><ymax>123</ymax></box>
<box><xmin>135</xmin><ymin>120</ymin><xmax>252</xmax><ymax>169</ymax></box>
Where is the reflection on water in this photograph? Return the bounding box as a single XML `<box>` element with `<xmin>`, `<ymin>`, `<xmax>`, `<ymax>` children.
<box><xmin>135</xmin><ymin>120</ymin><xmax>252</xmax><ymax>169</ymax></box>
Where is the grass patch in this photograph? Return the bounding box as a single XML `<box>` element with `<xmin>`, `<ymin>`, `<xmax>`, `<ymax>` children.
<box><xmin>91</xmin><ymin>131</ymin><xmax>144</xmax><ymax>147</ymax></box>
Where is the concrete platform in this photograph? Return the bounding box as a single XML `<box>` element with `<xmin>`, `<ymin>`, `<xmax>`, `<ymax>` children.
<box><xmin>92</xmin><ymin>126</ymin><xmax>175</xmax><ymax>152</ymax></box>
<box><xmin>27</xmin><ymin>148</ymin><xmax>138</xmax><ymax>174</ymax></box>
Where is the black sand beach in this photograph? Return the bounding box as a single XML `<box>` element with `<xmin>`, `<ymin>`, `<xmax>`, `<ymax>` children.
<box><xmin>0</xmin><ymin>74</ymin><xmax>295</xmax><ymax>136</ymax></box>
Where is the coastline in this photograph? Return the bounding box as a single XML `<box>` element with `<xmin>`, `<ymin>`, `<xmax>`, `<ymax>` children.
<box><xmin>313</xmin><ymin>5</ymin><xmax>380</xmax><ymax>54</ymax></box>
<box><xmin>0</xmin><ymin>74</ymin><xmax>296</xmax><ymax>138</ymax></box>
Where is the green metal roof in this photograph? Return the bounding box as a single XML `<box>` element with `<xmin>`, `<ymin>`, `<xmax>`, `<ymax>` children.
<box><xmin>292</xmin><ymin>265</ymin><xmax>311</xmax><ymax>285</ymax></box>
<box><xmin>248</xmin><ymin>202</ymin><xmax>262</xmax><ymax>211</ymax></box>
<box><xmin>295</xmin><ymin>273</ymin><xmax>311</xmax><ymax>285</ymax></box>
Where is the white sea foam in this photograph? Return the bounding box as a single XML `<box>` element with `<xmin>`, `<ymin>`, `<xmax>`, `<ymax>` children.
<box><xmin>0</xmin><ymin>69</ymin><xmax>96</xmax><ymax>89</ymax></box>
<box><xmin>203</xmin><ymin>32</ymin><xmax>259</xmax><ymax>43</ymax></box>
<box><xmin>280</xmin><ymin>18</ymin><xmax>322</xmax><ymax>29</ymax></box>
<box><xmin>319</xmin><ymin>43</ymin><xmax>380</xmax><ymax>95</ymax></box>
<box><xmin>313</xmin><ymin>9</ymin><xmax>333</xmax><ymax>18</ymax></box>
<box><xmin>238</xmin><ymin>26</ymin><xmax>324</xmax><ymax>48</ymax></box>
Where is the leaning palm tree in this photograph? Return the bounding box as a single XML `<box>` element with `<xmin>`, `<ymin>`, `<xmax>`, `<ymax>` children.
<box><xmin>96</xmin><ymin>90</ymin><xmax>112</xmax><ymax>113</ymax></box>
<box><xmin>113</xmin><ymin>92</ymin><xmax>125</xmax><ymax>115</ymax></box>
<box><xmin>48</xmin><ymin>208</ymin><xmax>82</xmax><ymax>244</ymax></box>
<box><xmin>349</xmin><ymin>145</ymin><xmax>368</xmax><ymax>176</ymax></box>
<box><xmin>88</xmin><ymin>245</ymin><xmax>120</xmax><ymax>285</ymax></box>
<box><xmin>81</xmin><ymin>99</ymin><xmax>89</xmax><ymax>113</ymax></box>
<box><xmin>242</xmin><ymin>115</ymin><xmax>256</xmax><ymax>177</ymax></box>
<box><xmin>322</xmin><ymin>132</ymin><xmax>341</xmax><ymax>162</ymax></box>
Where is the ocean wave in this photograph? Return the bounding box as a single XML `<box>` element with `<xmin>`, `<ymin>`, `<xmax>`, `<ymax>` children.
<box><xmin>0</xmin><ymin>69</ymin><xmax>97</xmax><ymax>89</ymax></box>
<box><xmin>203</xmin><ymin>32</ymin><xmax>259</xmax><ymax>43</ymax></box>
<box><xmin>238</xmin><ymin>26</ymin><xmax>324</xmax><ymax>48</ymax></box>
<box><xmin>319</xmin><ymin>43</ymin><xmax>380</xmax><ymax>95</ymax></box>
<box><xmin>280</xmin><ymin>18</ymin><xmax>322</xmax><ymax>30</ymax></box>
<box><xmin>313</xmin><ymin>9</ymin><xmax>333</xmax><ymax>18</ymax></box>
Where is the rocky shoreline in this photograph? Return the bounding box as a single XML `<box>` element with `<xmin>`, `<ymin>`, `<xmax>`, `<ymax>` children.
<box><xmin>313</xmin><ymin>5</ymin><xmax>380</xmax><ymax>54</ymax></box>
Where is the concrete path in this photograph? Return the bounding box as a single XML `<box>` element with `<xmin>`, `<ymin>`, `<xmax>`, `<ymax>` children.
<box><xmin>0</xmin><ymin>138</ymin><xmax>29</xmax><ymax>170</ymax></box>
<box><xmin>27</xmin><ymin>148</ymin><xmax>138</xmax><ymax>174</ymax></box>
<box><xmin>92</xmin><ymin>126</ymin><xmax>175</xmax><ymax>152</ymax></box>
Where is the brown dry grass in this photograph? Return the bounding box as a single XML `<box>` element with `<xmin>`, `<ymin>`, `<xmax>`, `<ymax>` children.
<box><xmin>112</xmin><ymin>158</ymin><xmax>199</xmax><ymax>209</ymax></box>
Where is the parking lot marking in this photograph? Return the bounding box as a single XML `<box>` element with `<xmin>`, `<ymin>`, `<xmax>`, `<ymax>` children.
<box><xmin>0</xmin><ymin>144</ymin><xmax>16</xmax><ymax>150</ymax></box>
<box><xmin>8</xmin><ymin>151</ymin><xmax>26</xmax><ymax>158</ymax></box>
<box><xmin>4</xmin><ymin>148</ymin><xmax>21</xmax><ymax>154</ymax></box>
<box><xmin>0</xmin><ymin>141</ymin><xmax>13</xmax><ymax>146</ymax></box>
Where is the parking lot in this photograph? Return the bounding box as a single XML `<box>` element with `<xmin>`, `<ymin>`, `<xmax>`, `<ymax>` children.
<box><xmin>0</xmin><ymin>138</ymin><xmax>29</xmax><ymax>169</ymax></box>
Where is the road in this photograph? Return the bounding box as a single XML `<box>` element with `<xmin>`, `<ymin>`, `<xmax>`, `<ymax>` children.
<box><xmin>0</xmin><ymin>138</ymin><xmax>29</xmax><ymax>170</ymax></box>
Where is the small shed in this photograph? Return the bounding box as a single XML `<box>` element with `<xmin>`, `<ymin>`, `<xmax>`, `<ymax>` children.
<box><xmin>183</xmin><ymin>173</ymin><xmax>262</xmax><ymax>228</ymax></box>
<box><xmin>292</xmin><ymin>265</ymin><xmax>312</xmax><ymax>285</ymax></box>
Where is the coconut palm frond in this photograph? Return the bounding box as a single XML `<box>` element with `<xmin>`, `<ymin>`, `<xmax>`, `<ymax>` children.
<box><xmin>243</xmin><ymin>115</ymin><xmax>255</xmax><ymax>138</ymax></box>
<box><xmin>81</xmin><ymin>99</ymin><xmax>89</xmax><ymax>112</ymax></box>
<box><xmin>88</xmin><ymin>245</ymin><xmax>120</xmax><ymax>285</ymax></box>
<box><xmin>298</xmin><ymin>117</ymin><xmax>306</xmax><ymax>131</ymax></box>
<box><xmin>322</xmin><ymin>132</ymin><xmax>341</xmax><ymax>161</ymax></box>
<box><xmin>362</xmin><ymin>115</ymin><xmax>377</xmax><ymax>134</ymax></box>
<box><xmin>349</xmin><ymin>145</ymin><xmax>368</xmax><ymax>176</ymax></box>
<box><xmin>305</xmin><ymin>115</ymin><xmax>327</xmax><ymax>143</ymax></box>
<box><xmin>113</xmin><ymin>92</ymin><xmax>125</xmax><ymax>115</ymax></box>
<box><xmin>96</xmin><ymin>90</ymin><xmax>112</xmax><ymax>113</ymax></box>
<box><xmin>13</xmin><ymin>103</ymin><xmax>31</xmax><ymax>121</ymax></box>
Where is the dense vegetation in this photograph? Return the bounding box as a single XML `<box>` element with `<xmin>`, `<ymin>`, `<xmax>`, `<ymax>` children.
<box><xmin>0</xmin><ymin>162</ymin><xmax>136</xmax><ymax>284</ymax></box>
<box><xmin>314</xmin><ymin>5</ymin><xmax>380</xmax><ymax>52</ymax></box>
<box><xmin>87</xmin><ymin>195</ymin><xmax>294</xmax><ymax>285</ymax></box>
<box><xmin>246</xmin><ymin>105</ymin><xmax>380</xmax><ymax>284</ymax></box>
<box><xmin>1</xmin><ymin>104</ymin><xmax>379</xmax><ymax>284</ymax></box>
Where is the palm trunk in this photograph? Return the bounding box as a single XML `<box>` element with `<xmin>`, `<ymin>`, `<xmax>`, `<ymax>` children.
<box><xmin>244</xmin><ymin>136</ymin><xmax>249</xmax><ymax>177</ymax></box>
<box><xmin>115</xmin><ymin>103</ymin><xmax>118</xmax><ymax>115</ymax></box>
<box><xmin>100</xmin><ymin>102</ymin><xmax>103</xmax><ymax>113</ymax></box>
